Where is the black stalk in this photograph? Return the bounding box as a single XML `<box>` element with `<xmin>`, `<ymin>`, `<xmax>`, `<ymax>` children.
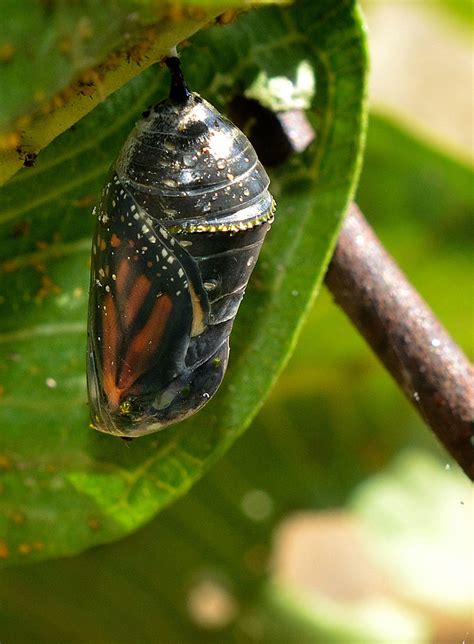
<box><xmin>165</xmin><ymin>57</ymin><xmax>191</xmax><ymax>104</ymax></box>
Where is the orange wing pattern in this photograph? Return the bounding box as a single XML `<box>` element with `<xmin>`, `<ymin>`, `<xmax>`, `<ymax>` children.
<box><xmin>87</xmin><ymin>176</ymin><xmax>208</xmax><ymax>433</ymax></box>
<box><xmin>100</xmin><ymin>286</ymin><xmax>173</xmax><ymax>409</ymax></box>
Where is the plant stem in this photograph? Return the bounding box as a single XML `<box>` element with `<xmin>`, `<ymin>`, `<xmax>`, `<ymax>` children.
<box><xmin>325</xmin><ymin>203</ymin><xmax>474</xmax><ymax>479</ymax></box>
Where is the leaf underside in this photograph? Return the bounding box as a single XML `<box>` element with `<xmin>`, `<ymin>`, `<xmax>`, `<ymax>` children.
<box><xmin>0</xmin><ymin>0</ymin><xmax>239</xmax><ymax>185</ymax></box>
<box><xmin>0</xmin><ymin>0</ymin><xmax>367</xmax><ymax>567</ymax></box>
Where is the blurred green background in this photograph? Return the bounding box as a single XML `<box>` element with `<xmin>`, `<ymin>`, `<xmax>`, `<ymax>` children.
<box><xmin>0</xmin><ymin>1</ymin><xmax>472</xmax><ymax>642</ymax></box>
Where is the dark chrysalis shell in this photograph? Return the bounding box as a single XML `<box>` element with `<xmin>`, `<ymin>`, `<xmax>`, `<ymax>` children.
<box><xmin>87</xmin><ymin>58</ymin><xmax>275</xmax><ymax>437</ymax></box>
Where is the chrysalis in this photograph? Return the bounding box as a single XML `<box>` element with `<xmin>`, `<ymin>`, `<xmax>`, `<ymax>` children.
<box><xmin>87</xmin><ymin>57</ymin><xmax>275</xmax><ymax>437</ymax></box>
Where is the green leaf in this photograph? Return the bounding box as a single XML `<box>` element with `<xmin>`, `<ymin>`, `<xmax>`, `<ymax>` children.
<box><xmin>0</xmin><ymin>0</ymin><xmax>247</xmax><ymax>185</ymax></box>
<box><xmin>0</xmin><ymin>0</ymin><xmax>368</xmax><ymax>567</ymax></box>
<box><xmin>351</xmin><ymin>449</ymin><xmax>473</xmax><ymax>614</ymax></box>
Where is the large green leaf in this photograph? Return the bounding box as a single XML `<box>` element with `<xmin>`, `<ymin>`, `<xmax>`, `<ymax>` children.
<box><xmin>0</xmin><ymin>0</ymin><xmax>216</xmax><ymax>134</ymax></box>
<box><xmin>0</xmin><ymin>0</ymin><xmax>367</xmax><ymax>567</ymax></box>
<box><xmin>0</xmin><ymin>0</ymin><xmax>246</xmax><ymax>184</ymax></box>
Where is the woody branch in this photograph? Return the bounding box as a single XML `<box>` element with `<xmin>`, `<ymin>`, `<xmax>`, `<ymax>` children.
<box><xmin>325</xmin><ymin>203</ymin><xmax>474</xmax><ymax>480</ymax></box>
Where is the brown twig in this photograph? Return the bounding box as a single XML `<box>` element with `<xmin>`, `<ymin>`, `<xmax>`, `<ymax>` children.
<box><xmin>325</xmin><ymin>203</ymin><xmax>474</xmax><ymax>479</ymax></box>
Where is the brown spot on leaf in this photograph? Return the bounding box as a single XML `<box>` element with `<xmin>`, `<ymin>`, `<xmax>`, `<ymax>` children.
<box><xmin>35</xmin><ymin>275</ymin><xmax>62</xmax><ymax>303</ymax></box>
<box><xmin>32</xmin><ymin>541</ymin><xmax>45</xmax><ymax>552</ymax></box>
<box><xmin>73</xmin><ymin>194</ymin><xmax>97</xmax><ymax>208</ymax></box>
<box><xmin>0</xmin><ymin>131</ymin><xmax>21</xmax><ymax>151</ymax></box>
<box><xmin>216</xmin><ymin>10</ymin><xmax>238</xmax><ymax>25</ymax></box>
<box><xmin>1</xmin><ymin>258</ymin><xmax>18</xmax><ymax>272</ymax></box>
<box><xmin>11</xmin><ymin>511</ymin><xmax>24</xmax><ymax>525</ymax></box>
<box><xmin>11</xmin><ymin>221</ymin><xmax>31</xmax><ymax>238</ymax></box>
<box><xmin>88</xmin><ymin>516</ymin><xmax>101</xmax><ymax>531</ymax></box>
<box><xmin>0</xmin><ymin>42</ymin><xmax>15</xmax><ymax>62</ymax></box>
<box><xmin>0</xmin><ymin>454</ymin><xmax>12</xmax><ymax>470</ymax></box>
<box><xmin>0</xmin><ymin>540</ymin><xmax>9</xmax><ymax>559</ymax></box>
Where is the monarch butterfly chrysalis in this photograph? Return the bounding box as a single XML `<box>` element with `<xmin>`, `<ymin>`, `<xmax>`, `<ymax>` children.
<box><xmin>87</xmin><ymin>57</ymin><xmax>275</xmax><ymax>437</ymax></box>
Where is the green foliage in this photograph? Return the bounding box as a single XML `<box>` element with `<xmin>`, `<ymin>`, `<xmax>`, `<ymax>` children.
<box><xmin>0</xmin><ymin>0</ymin><xmax>236</xmax><ymax>185</ymax></box>
<box><xmin>357</xmin><ymin>114</ymin><xmax>473</xmax><ymax>354</ymax></box>
<box><xmin>0</xmin><ymin>92</ymin><xmax>472</xmax><ymax>639</ymax></box>
<box><xmin>0</xmin><ymin>0</ymin><xmax>245</xmax><ymax>137</ymax></box>
<box><xmin>351</xmin><ymin>449</ymin><xmax>473</xmax><ymax>614</ymax></box>
<box><xmin>0</xmin><ymin>108</ymin><xmax>471</xmax><ymax>643</ymax></box>
<box><xmin>0</xmin><ymin>0</ymin><xmax>368</xmax><ymax>566</ymax></box>
<box><xmin>437</xmin><ymin>0</ymin><xmax>474</xmax><ymax>29</ymax></box>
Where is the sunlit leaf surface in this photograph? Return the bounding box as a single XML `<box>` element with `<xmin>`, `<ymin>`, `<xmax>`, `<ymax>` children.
<box><xmin>0</xmin><ymin>0</ymin><xmax>367</xmax><ymax>566</ymax></box>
